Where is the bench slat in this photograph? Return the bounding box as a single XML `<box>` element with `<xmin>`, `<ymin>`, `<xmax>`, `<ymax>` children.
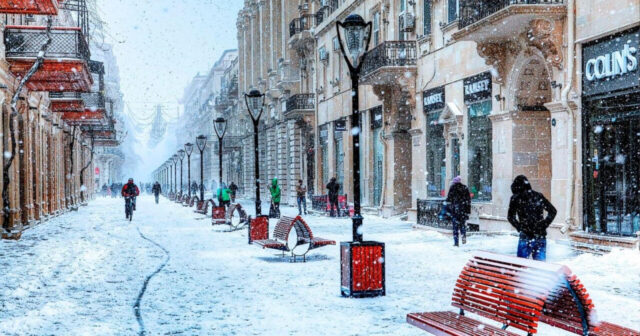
<box><xmin>407</xmin><ymin>311</ymin><xmax>520</xmax><ymax>336</ymax></box>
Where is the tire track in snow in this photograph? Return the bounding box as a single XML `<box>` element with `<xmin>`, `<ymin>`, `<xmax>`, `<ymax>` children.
<box><xmin>133</xmin><ymin>224</ymin><xmax>170</xmax><ymax>336</ymax></box>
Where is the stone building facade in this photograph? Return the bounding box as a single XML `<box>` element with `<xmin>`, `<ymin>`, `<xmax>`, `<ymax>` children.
<box><xmin>230</xmin><ymin>1</ymin><xmax>639</xmax><ymax>247</ymax></box>
<box><xmin>0</xmin><ymin>0</ymin><xmax>121</xmax><ymax>239</ymax></box>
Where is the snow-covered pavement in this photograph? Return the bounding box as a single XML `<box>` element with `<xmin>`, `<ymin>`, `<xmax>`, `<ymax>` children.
<box><xmin>1</xmin><ymin>196</ymin><xmax>638</xmax><ymax>335</ymax></box>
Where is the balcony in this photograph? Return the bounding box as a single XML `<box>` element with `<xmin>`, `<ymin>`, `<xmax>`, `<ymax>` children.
<box><xmin>454</xmin><ymin>0</ymin><xmax>565</xmax><ymax>42</ymax></box>
<box><xmin>81</xmin><ymin>92</ymin><xmax>105</xmax><ymax>112</ymax></box>
<box><xmin>62</xmin><ymin>110</ymin><xmax>106</xmax><ymax>126</ymax></box>
<box><xmin>4</xmin><ymin>26</ymin><xmax>92</xmax><ymax>92</ymax></box>
<box><xmin>50</xmin><ymin>92</ymin><xmax>84</xmax><ymax>113</ymax></box>
<box><xmin>284</xmin><ymin>93</ymin><xmax>314</xmax><ymax>120</ymax></box>
<box><xmin>277</xmin><ymin>59</ymin><xmax>299</xmax><ymax>91</ymax></box>
<box><xmin>288</xmin><ymin>14</ymin><xmax>315</xmax><ymax>49</ymax></box>
<box><xmin>0</xmin><ymin>0</ymin><xmax>60</xmax><ymax>15</ymax></box>
<box><xmin>214</xmin><ymin>95</ymin><xmax>231</xmax><ymax>112</ymax></box>
<box><xmin>360</xmin><ymin>41</ymin><xmax>418</xmax><ymax>86</ymax></box>
<box><xmin>315</xmin><ymin>0</ymin><xmax>339</xmax><ymax>26</ymax></box>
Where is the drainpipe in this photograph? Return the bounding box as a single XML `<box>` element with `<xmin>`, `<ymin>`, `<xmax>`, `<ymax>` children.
<box><xmin>561</xmin><ymin>0</ymin><xmax>576</xmax><ymax>232</ymax></box>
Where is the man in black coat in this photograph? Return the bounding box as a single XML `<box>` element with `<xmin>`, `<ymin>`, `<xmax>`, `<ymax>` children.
<box><xmin>508</xmin><ymin>175</ymin><xmax>557</xmax><ymax>261</ymax></box>
<box><xmin>326</xmin><ymin>177</ymin><xmax>341</xmax><ymax>217</ymax></box>
<box><xmin>446</xmin><ymin>176</ymin><xmax>471</xmax><ymax>246</ymax></box>
<box><xmin>151</xmin><ymin>181</ymin><xmax>162</xmax><ymax>204</ymax></box>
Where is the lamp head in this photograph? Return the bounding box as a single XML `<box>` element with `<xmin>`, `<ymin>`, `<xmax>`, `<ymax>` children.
<box><xmin>196</xmin><ymin>135</ymin><xmax>207</xmax><ymax>151</ymax></box>
<box><xmin>214</xmin><ymin>117</ymin><xmax>227</xmax><ymax>138</ymax></box>
<box><xmin>244</xmin><ymin>89</ymin><xmax>265</xmax><ymax>121</ymax></box>
<box><xmin>336</xmin><ymin>14</ymin><xmax>372</xmax><ymax>69</ymax></box>
<box><xmin>184</xmin><ymin>142</ymin><xmax>194</xmax><ymax>155</ymax></box>
<box><xmin>178</xmin><ymin>149</ymin><xmax>185</xmax><ymax>160</ymax></box>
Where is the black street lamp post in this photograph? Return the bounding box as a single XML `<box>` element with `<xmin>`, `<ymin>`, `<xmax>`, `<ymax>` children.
<box><xmin>196</xmin><ymin>135</ymin><xmax>207</xmax><ymax>201</ymax></box>
<box><xmin>178</xmin><ymin>150</ymin><xmax>185</xmax><ymax>196</ymax></box>
<box><xmin>244</xmin><ymin>89</ymin><xmax>265</xmax><ymax>216</ymax></box>
<box><xmin>244</xmin><ymin>89</ymin><xmax>269</xmax><ymax>244</ymax></box>
<box><xmin>336</xmin><ymin>14</ymin><xmax>385</xmax><ymax>298</ymax></box>
<box><xmin>172</xmin><ymin>155</ymin><xmax>178</xmax><ymax>197</ymax></box>
<box><xmin>185</xmin><ymin>143</ymin><xmax>194</xmax><ymax>198</ymax></box>
<box><xmin>214</xmin><ymin>117</ymin><xmax>227</xmax><ymax>192</ymax></box>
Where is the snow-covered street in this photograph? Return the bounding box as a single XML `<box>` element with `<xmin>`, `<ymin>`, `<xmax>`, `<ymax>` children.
<box><xmin>1</xmin><ymin>196</ymin><xmax>639</xmax><ymax>335</ymax></box>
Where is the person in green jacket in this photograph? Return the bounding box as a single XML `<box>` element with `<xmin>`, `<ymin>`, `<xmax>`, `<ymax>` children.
<box><xmin>217</xmin><ymin>182</ymin><xmax>231</xmax><ymax>208</ymax></box>
<box><xmin>269</xmin><ymin>178</ymin><xmax>281</xmax><ymax>218</ymax></box>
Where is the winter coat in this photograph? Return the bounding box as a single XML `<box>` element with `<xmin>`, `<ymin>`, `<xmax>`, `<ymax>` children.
<box><xmin>446</xmin><ymin>182</ymin><xmax>471</xmax><ymax>221</ymax></box>
<box><xmin>121</xmin><ymin>183</ymin><xmax>140</xmax><ymax>197</ymax></box>
<box><xmin>269</xmin><ymin>178</ymin><xmax>281</xmax><ymax>203</ymax></box>
<box><xmin>296</xmin><ymin>184</ymin><xmax>307</xmax><ymax>198</ymax></box>
<box><xmin>217</xmin><ymin>187</ymin><xmax>231</xmax><ymax>202</ymax></box>
<box><xmin>326</xmin><ymin>180</ymin><xmax>340</xmax><ymax>200</ymax></box>
<box><xmin>151</xmin><ymin>183</ymin><xmax>162</xmax><ymax>196</ymax></box>
<box><xmin>507</xmin><ymin>175</ymin><xmax>557</xmax><ymax>238</ymax></box>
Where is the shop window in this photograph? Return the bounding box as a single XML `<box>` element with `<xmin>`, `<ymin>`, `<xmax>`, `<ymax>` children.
<box><xmin>423</xmin><ymin>0</ymin><xmax>432</xmax><ymax>36</ymax></box>
<box><xmin>468</xmin><ymin>100</ymin><xmax>492</xmax><ymax>201</ymax></box>
<box><xmin>426</xmin><ymin>111</ymin><xmax>446</xmax><ymax>198</ymax></box>
<box><xmin>334</xmin><ymin>132</ymin><xmax>344</xmax><ymax>194</ymax></box>
<box><xmin>448</xmin><ymin>0</ymin><xmax>458</xmax><ymax>23</ymax></box>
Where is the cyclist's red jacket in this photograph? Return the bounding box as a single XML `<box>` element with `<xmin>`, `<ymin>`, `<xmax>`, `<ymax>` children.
<box><xmin>121</xmin><ymin>183</ymin><xmax>140</xmax><ymax>197</ymax></box>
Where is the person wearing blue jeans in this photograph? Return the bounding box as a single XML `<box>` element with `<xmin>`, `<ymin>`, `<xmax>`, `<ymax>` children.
<box><xmin>296</xmin><ymin>180</ymin><xmax>307</xmax><ymax>216</ymax></box>
<box><xmin>508</xmin><ymin>175</ymin><xmax>557</xmax><ymax>261</ymax></box>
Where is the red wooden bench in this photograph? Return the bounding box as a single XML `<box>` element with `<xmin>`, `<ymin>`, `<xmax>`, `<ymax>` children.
<box><xmin>253</xmin><ymin>216</ymin><xmax>336</xmax><ymax>262</ymax></box>
<box><xmin>407</xmin><ymin>252</ymin><xmax>639</xmax><ymax>336</ymax></box>
<box><xmin>195</xmin><ymin>199</ymin><xmax>214</xmax><ymax>215</ymax></box>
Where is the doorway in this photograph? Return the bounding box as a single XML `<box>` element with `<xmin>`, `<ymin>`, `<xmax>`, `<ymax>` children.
<box><xmin>372</xmin><ymin>127</ymin><xmax>384</xmax><ymax>206</ymax></box>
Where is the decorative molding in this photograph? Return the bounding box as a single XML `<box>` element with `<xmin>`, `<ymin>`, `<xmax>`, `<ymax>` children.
<box><xmin>527</xmin><ymin>19</ymin><xmax>563</xmax><ymax>70</ymax></box>
<box><xmin>476</xmin><ymin>41</ymin><xmax>521</xmax><ymax>84</ymax></box>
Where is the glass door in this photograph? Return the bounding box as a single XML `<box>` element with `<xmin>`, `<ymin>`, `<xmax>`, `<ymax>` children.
<box><xmin>373</xmin><ymin>127</ymin><xmax>384</xmax><ymax>206</ymax></box>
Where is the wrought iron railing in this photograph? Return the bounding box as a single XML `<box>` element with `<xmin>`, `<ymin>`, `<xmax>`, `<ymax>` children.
<box><xmin>289</xmin><ymin>14</ymin><xmax>315</xmax><ymax>37</ymax></box>
<box><xmin>81</xmin><ymin>92</ymin><xmax>105</xmax><ymax>110</ymax></box>
<box><xmin>286</xmin><ymin>93</ymin><xmax>315</xmax><ymax>113</ymax></box>
<box><xmin>360</xmin><ymin>41</ymin><xmax>418</xmax><ymax>78</ymax></box>
<box><xmin>416</xmin><ymin>199</ymin><xmax>451</xmax><ymax>229</ymax></box>
<box><xmin>4</xmin><ymin>27</ymin><xmax>90</xmax><ymax>60</ymax></box>
<box><xmin>49</xmin><ymin>92</ymin><xmax>82</xmax><ymax>100</ymax></box>
<box><xmin>459</xmin><ymin>0</ymin><xmax>565</xmax><ymax>29</ymax></box>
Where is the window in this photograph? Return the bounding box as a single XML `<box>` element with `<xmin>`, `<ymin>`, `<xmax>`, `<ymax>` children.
<box><xmin>400</xmin><ymin>0</ymin><xmax>407</xmax><ymax>12</ymax></box>
<box><xmin>332</xmin><ymin>36</ymin><xmax>340</xmax><ymax>51</ymax></box>
<box><xmin>423</xmin><ymin>0</ymin><xmax>432</xmax><ymax>36</ymax></box>
<box><xmin>372</xmin><ymin>11</ymin><xmax>380</xmax><ymax>45</ymax></box>
<box><xmin>448</xmin><ymin>0</ymin><xmax>459</xmax><ymax>23</ymax></box>
<box><xmin>467</xmin><ymin>100</ymin><xmax>492</xmax><ymax>201</ymax></box>
<box><xmin>426</xmin><ymin>111</ymin><xmax>446</xmax><ymax>198</ymax></box>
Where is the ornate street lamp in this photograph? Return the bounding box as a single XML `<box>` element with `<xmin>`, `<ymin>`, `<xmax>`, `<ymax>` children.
<box><xmin>336</xmin><ymin>14</ymin><xmax>385</xmax><ymax>298</ymax></box>
<box><xmin>178</xmin><ymin>149</ymin><xmax>186</xmax><ymax>196</ymax></box>
<box><xmin>196</xmin><ymin>135</ymin><xmax>207</xmax><ymax>201</ymax></box>
<box><xmin>214</xmin><ymin>117</ymin><xmax>227</xmax><ymax>194</ymax></box>
<box><xmin>185</xmin><ymin>142</ymin><xmax>194</xmax><ymax>198</ymax></box>
<box><xmin>244</xmin><ymin>89</ymin><xmax>265</xmax><ymax>216</ymax></box>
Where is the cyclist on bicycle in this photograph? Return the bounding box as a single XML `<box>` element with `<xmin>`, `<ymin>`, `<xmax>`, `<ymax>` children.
<box><xmin>121</xmin><ymin>178</ymin><xmax>140</xmax><ymax>211</ymax></box>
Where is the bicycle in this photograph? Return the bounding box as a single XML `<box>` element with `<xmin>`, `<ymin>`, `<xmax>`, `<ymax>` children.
<box><xmin>125</xmin><ymin>196</ymin><xmax>135</xmax><ymax>221</ymax></box>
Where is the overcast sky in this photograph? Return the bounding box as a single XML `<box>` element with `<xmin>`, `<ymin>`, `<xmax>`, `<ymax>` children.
<box><xmin>95</xmin><ymin>0</ymin><xmax>243</xmax><ymax>179</ymax></box>
<box><xmin>96</xmin><ymin>0</ymin><xmax>242</xmax><ymax>118</ymax></box>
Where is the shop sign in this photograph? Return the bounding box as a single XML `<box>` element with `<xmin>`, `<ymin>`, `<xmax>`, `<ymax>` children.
<box><xmin>370</xmin><ymin>106</ymin><xmax>383</xmax><ymax>129</ymax></box>
<box><xmin>334</xmin><ymin>119</ymin><xmax>347</xmax><ymax>132</ymax></box>
<box><xmin>463</xmin><ymin>72</ymin><xmax>492</xmax><ymax>103</ymax></box>
<box><xmin>423</xmin><ymin>87</ymin><xmax>445</xmax><ymax>113</ymax></box>
<box><xmin>583</xmin><ymin>28</ymin><xmax>639</xmax><ymax>96</ymax></box>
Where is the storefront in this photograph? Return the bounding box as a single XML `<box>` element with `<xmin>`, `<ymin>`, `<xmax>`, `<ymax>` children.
<box><xmin>334</xmin><ymin>119</ymin><xmax>346</xmax><ymax>194</ymax></box>
<box><xmin>423</xmin><ymin>86</ymin><xmax>446</xmax><ymax>198</ymax></box>
<box><xmin>464</xmin><ymin>72</ymin><xmax>493</xmax><ymax>201</ymax></box>
<box><xmin>319</xmin><ymin>124</ymin><xmax>329</xmax><ymax>186</ymax></box>
<box><xmin>582</xmin><ymin>27</ymin><xmax>640</xmax><ymax>236</ymax></box>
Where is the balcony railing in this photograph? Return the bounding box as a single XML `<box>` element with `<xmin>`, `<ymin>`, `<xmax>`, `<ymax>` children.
<box><xmin>315</xmin><ymin>0</ymin><xmax>339</xmax><ymax>25</ymax></box>
<box><xmin>289</xmin><ymin>14</ymin><xmax>315</xmax><ymax>37</ymax></box>
<box><xmin>360</xmin><ymin>41</ymin><xmax>418</xmax><ymax>78</ymax></box>
<box><xmin>286</xmin><ymin>93</ymin><xmax>315</xmax><ymax>113</ymax></box>
<box><xmin>82</xmin><ymin>92</ymin><xmax>105</xmax><ymax>111</ymax></box>
<box><xmin>50</xmin><ymin>92</ymin><xmax>82</xmax><ymax>100</ymax></box>
<box><xmin>459</xmin><ymin>0</ymin><xmax>565</xmax><ymax>29</ymax></box>
<box><xmin>4</xmin><ymin>26</ymin><xmax>90</xmax><ymax>61</ymax></box>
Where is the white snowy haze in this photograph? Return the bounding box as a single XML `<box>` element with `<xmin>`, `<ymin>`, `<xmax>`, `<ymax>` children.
<box><xmin>96</xmin><ymin>0</ymin><xmax>243</xmax><ymax>180</ymax></box>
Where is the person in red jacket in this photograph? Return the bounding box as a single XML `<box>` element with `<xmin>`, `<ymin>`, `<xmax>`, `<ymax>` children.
<box><xmin>121</xmin><ymin>178</ymin><xmax>140</xmax><ymax>210</ymax></box>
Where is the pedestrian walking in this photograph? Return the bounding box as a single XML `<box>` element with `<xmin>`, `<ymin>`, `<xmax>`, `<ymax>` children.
<box><xmin>326</xmin><ymin>177</ymin><xmax>340</xmax><ymax>217</ymax></box>
<box><xmin>217</xmin><ymin>183</ymin><xmax>231</xmax><ymax>208</ymax></box>
<box><xmin>508</xmin><ymin>175</ymin><xmax>557</xmax><ymax>261</ymax></box>
<box><xmin>296</xmin><ymin>180</ymin><xmax>307</xmax><ymax>216</ymax></box>
<box><xmin>268</xmin><ymin>178</ymin><xmax>281</xmax><ymax>218</ymax></box>
<box><xmin>152</xmin><ymin>181</ymin><xmax>162</xmax><ymax>204</ymax></box>
<box><xmin>445</xmin><ymin>176</ymin><xmax>471</xmax><ymax>247</ymax></box>
<box><xmin>229</xmin><ymin>182</ymin><xmax>238</xmax><ymax>203</ymax></box>
<box><xmin>191</xmin><ymin>182</ymin><xmax>198</xmax><ymax>195</ymax></box>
